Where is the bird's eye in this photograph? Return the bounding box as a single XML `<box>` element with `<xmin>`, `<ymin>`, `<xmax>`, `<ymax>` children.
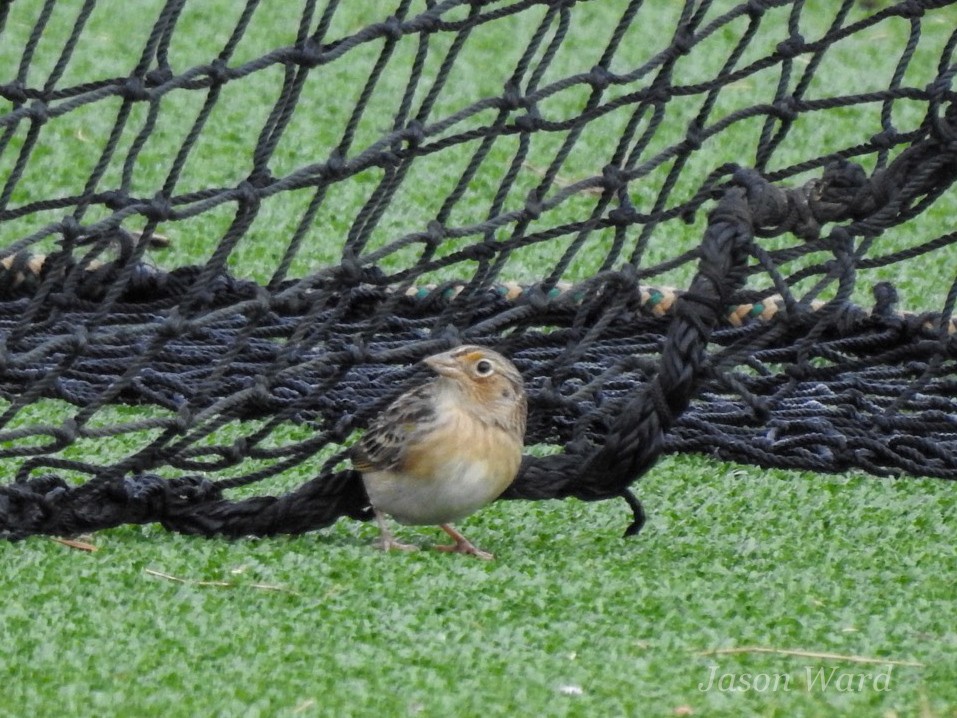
<box><xmin>474</xmin><ymin>359</ymin><xmax>494</xmax><ymax>376</ymax></box>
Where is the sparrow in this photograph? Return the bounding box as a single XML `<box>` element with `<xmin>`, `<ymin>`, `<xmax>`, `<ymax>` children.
<box><xmin>352</xmin><ymin>345</ymin><xmax>527</xmax><ymax>559</ymax></box>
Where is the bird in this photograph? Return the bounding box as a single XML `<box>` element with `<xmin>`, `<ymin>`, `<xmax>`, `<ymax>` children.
<box><xmin>351</xmin><ymin>345</ymin><xmax>527</xmax><ymax>559</ymax></box>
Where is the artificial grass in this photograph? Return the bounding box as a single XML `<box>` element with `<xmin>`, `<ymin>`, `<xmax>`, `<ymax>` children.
<box><xmin>3</xmin><ymin>458</ymin><xmax>955</xmax><ymax>717</ymax></box>
<box><xmin>3</xmin><ymin>1</ymin><xmax>957</xmax><ymax>716</ymax></box>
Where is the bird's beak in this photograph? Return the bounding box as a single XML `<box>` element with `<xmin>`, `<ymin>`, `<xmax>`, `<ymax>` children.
<box><xmin>423</xmin><ymin>351</ymin><xmax>462</xmax><ymax>379</ymax></box>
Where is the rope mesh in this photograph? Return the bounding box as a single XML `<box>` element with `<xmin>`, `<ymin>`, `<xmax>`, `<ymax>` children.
<box><xmin>1</xmin><ymin>0</ymin><xmax>956</xmax><ymax>539</ymax></box>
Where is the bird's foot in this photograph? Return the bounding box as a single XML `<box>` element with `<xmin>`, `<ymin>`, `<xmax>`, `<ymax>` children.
<box><xmin>373</xmin><ymin>510</ymin><xmax>419</xmax><ymax>553</ymax></box>
<box><xmin>435</xmin><ymin>524</ymin><xmax>494</xmax><ymax>560</ymax></box>
<box><xmin>433</xmin><ymin>541</ymin><xmax>494</xmax><ymax>560</ymax></box>
<box><xmin>376</xmin><ymin>536</ymin><xmax>419</xmax><ymax>553</ymax></box>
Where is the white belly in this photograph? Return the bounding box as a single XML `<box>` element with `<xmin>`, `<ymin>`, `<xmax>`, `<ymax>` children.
<box><xmin>363</xmin><ymin>455</ymin><xmax>515</xmax><ymax>525</ymax></box>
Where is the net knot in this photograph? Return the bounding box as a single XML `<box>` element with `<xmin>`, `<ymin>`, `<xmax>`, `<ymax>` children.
<box><xmin>683</xmin><ymin>123</ymin><xmax>704</xmax><ymax>151</ymax></box>
<box><xmin>35</xmin><ymin>473</ymin><xmax>70</xmax><ymax>494</ymax></box>
<box><xmin>424</xmin><ymin>220</ymin><xmax>445</xmax><ymax>247</ymax></box>
<box><xmin>336</xmin><ymin>256</ymin><xmax>365</xmax><ymax>286</ymax></box>
<box><xmin>772</xmin><ymin>95</ymin><xmax>798</xmax><ymax>121</ymax></box>
<box><xmin>376</xmin><ymin>150</ymin><xmax>400</xmax><ymax>168</ymax></box>
<box><xmin>53</xmin><ymin>419</ymin><xmax>78</xmax><ymax>447</ymax></box>
<box><xmin>295</xmin><ymin>37</ymin><xmax>324</xmax><ymax>68</ymax></box>
<box><xmin>120</xmin><ymin>76</ymin><xmax>150</xmax><ymax>101</ymax></box>
<box><xmin>145</xmin><ymin>192</ymin><xmax>174</xmax><ymax>222</ymax></box>
<box><xmin>59</xmin><ymin>216</ymin><xmax>83</xmax><ymax>242</ymax></box>
<box><xmin>145</xmin><ymin>66</ymin><xmax>173</xmax><ymax>87</ymax></box>
<box><xmin>402</xmin><ymin>119</ymin><xmax>425</xmax><ymax>148</ymax></box>
<box><xmin>708</xmin><ymin>184</ymin><xmax>752</xmax><ymax>230</ymax></box>
<box><xmin>813</xmin><ymin>159</ymin><xmax>873</xmax><ymax>221</ymax></box>
<box><xmin>672</xmin><ymin>27</ymin><xmax>694</xmax><ymax>56</ymax></box>
<box><xmin>524</xmin><ymin>192</ymin><xmax>543</xmax><ymax>220</ymax></box>
<box><xmin>521</xmin><ymin>286</ymin><xmax>550</xmax><ymax>311</ymax></box>
<box><xmin>173</xmin><ymin>475</ymin><xmax>221</xmax><ymax>502</ymax></box>
<box><xmin>382</xmin><ymin>15</ymin><xmax>404</xmax><ymax>42</ymax></box>
<box><xmin>1</xmin><ymin>81</ymin><xmax>28</xmax><ymax>103</ymax></box>
<box><xmin>236</xmin><ymin>180</ymin><xmax>261</xmax><ymax>209</ymax></box>
<box><xmin>869</xmin><ymin>130</ymin><xmax>896</xmax><ymax>150</ymax></box>
<box><xmin>226</xmin><ymin>437</ymin><xmax>249</xmax><ymax>463</ymax></box>
<box><xmin>173</xmin><ymin>405</ymin><xmax>193</xmax><ymax>433</ymax></box>
<box><xmin>515</xmin><ymin>111</ymin><xmax>541</xmax><ymax>132</ymax></box>
<box><xmin>872</xmin><ymin>281</ymin><xmax>898</xmax><ymax>317</ymax></box>
<box><xmin>325</xmin><ymin>149</ymin><xmax>346</xmax><ymax>179</ymax></box>
<box><xmin>118</xmin><ymin>474</ymin><xmax>169</xmax><ymax>503</ymax></box>
<box><xmin>330</xmin><ymin>415</ymin><xmax>354</xmax><ymax>443</ymax></box>
<box><xmin>733</xmin><ymin>167</ymin><xmax>783</xmax><ymax>214</ymax></box>
<box><xmin>608</xmin><ymin>205</ymin><xmax>637</xmax><ymax>226</ymax></box>
<box><xmin>746</xmin><ymin>0</ymin><xmax>773</xmax><ymax>18</ymax></box>
<box><xmin>501</xmin><ymin>81</ymin><xmax>524</xmax><ymax>110</ymax></box>
<box><xmin>415</xmin><ymin>12</ymin><xmax>440</xmax><ymax>33</ymax></box>
<box><xmin>101</xmin><ymin>190</ymin><xmax>131</xmax><ymax>210</ymax></box>
<box><xmin>27</xmin><ymin>99</ymin><xmax>49</xmax><ymax>124</ymax></box>
<box><xmin>207</xmin><ymin>59</ymin><xmax>230</xmax><ymax>87</ymax></box>
<box><xmin>822</xmin><ymin>158</ymin><xmax>867</xmax><ymax>190</ymax></box>
<box><xmin>467</xmin><ymin>240</ymin><xmax>497</xmax><ymax>261</ymax></box>
<box><xmin>588</xmin><ymin>65</ymin><xmax>613</xmax><ymax>91</ymax></box>
<box><xmin>828</xmin><ymin>226</ymin><xmax>854</xmax><ymax>256</ymax></box>
<box><xmin>776</xmin><ymin>34</ymin><xmax>806</xmax><ymax>59</ymax></box>
<box><xmin>247</xmin><ymin>169</ymin><xmax>275</xmax><ymax>188</ymax></box>
<box><xmin>897</xmin><ymin>0</ymin><xmax>926</xmax><ymax>18</ymax></box>
<box><xmin>616</xmin><ymin>261</ymin><xmax>639</xmax><ymax>288</ymax></box>
<box><xmin>601</xmin><ymin>163</ymin><xmax>626</xmax><ymax>192</ymax></box>
<box><xmin>647</xmin><ymin>83</ymin><xmax>672</xmax><ymax>105</ymax></box>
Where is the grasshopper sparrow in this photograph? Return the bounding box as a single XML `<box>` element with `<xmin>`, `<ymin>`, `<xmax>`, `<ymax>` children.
<box><xmin>352</xmin><ymin>345</ymin><xmax>527</xmax><ymax>559</ymax></box>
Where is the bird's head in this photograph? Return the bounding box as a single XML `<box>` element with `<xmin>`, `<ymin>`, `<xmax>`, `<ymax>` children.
<box><xmin>423</xmin><ymin>345</ymin><xmax>526</xmax><ymax>432</ymax></box>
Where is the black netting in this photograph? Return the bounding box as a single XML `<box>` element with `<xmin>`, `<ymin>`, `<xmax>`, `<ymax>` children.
<box><xmin>1</xmin><ymin>0</ymin><xmax>956</xmax><ymax>540</ymax></box>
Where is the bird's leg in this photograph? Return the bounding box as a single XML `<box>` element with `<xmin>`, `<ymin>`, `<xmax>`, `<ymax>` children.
<box><xmin>374</xmin><ymin>510</ymin><xmax>419</xmax><ymax>552</ymax></box>
<box><xmin>435</xmin><ymin>524</ymin><xmax>494</xmax><ymax>560</ymax></box>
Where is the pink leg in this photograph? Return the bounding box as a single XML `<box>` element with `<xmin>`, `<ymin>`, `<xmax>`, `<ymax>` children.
<box><xmin>373</xmin><ymin>511</ymin><xmax>419</xmax><ymax>553</ymax></box>
<box><xmin>434</xmin><ymin>524</ymin><xmax>494</xmax><ymax>560</ymax></box>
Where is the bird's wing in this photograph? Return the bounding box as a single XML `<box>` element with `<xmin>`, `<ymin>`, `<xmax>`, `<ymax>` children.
<box><xmin>351</xmin><ymin>382</ymin><xmax>439</xmax><ymax>473</ymax></box>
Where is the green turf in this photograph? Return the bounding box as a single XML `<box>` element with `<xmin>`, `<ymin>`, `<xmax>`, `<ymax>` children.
<box><xmin>2</xmin><ymin>1</ymin><xmax>957</xmax><ymax>716</ymax></box>
<box><xmin>3</xmin><ymin>461</ymin><xmax>954</xmax><ymax>717</ymax></box>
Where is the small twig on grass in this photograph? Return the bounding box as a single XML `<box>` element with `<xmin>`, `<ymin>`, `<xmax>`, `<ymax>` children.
<box><xmin>144</xmin><ymin>568</ymin><xmax>300</xmax><ymax>595</ymax></box>
<box><xmin>50</xmin><ymin>537</ymin><xmax>98</xmax><ymax>552</ymax></box>
<box><xmin>127</xmin><ymin>229</ymin><xmax>171</xmax><ymax>249</ymax></box>
<box><xmin>145</xmin><ymin>568</ymin><xmax>231</xmax><ymax>587</ymax></box>
<box><xmin>694</xmin><ymin>646</ymin><xmax>923</xmax><ymax>667</ymax></box>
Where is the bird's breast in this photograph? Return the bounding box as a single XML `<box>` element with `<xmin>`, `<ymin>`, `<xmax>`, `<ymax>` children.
<box><xmin>362</xmin><ymin>408</ymin><xmax>522</xmax><ymax>526</ymax></box>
